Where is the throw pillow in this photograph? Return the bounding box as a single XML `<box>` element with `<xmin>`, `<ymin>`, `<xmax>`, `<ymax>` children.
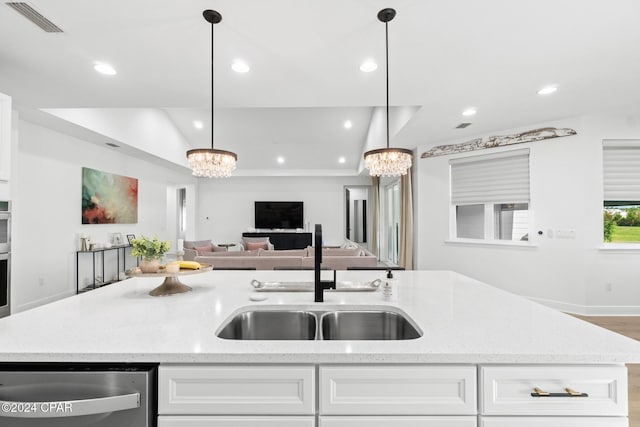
<box><xmin>246</xmin><ymin>241</ymin><xmax>268</xmax><ymax>251</ymax></box>
<box><xmin>194</xmin><ymin>244</ymin><xmax>214</xmax><ymax>255</ymax></box>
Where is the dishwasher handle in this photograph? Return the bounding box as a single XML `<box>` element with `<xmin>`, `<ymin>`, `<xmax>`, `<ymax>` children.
<box><xmin>0</xmin><ymin>392</ymin><xmax>140</xmax><ymax>418</ymax></box>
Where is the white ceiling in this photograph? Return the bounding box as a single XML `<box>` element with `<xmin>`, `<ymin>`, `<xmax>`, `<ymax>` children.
<box><xmin>1</xmin><ymin>0</ymin><xmax>640</xmax><ymax>175</ymax></box>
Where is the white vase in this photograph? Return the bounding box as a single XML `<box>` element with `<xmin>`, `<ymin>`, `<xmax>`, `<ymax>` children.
<box><xmin>140</xmin><ymin>258</ymin><xmax>161</xmax><ymax>273</ymax></box>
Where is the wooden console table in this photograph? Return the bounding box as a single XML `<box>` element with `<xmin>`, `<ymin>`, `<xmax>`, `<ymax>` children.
<box><xmin>242</xmin><ymin>232</ymin><xmax>312</xmax><ymax>250</ymax></box>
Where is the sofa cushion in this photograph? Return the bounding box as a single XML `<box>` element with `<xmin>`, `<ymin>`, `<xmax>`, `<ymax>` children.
<box><xmin>323</xmin><ymin>247</ymin><xmax>363</xmax><ymax>257</ymax></box>
<box><xmin>245</xmin><ymin>241</ymin><xmax>269</xmax><ymax>251</ymax></box>
<box><xmin>184</xmin><ymin>240</ymin><xmax>212</xmax><ymax>249</ymax></box>
<box><xmin>195</xmin><ymin>255</ymin><xmax>302</xmax><ymax>270</ymax></box>
<box><xmin>259</xmin><ymin>248</ymin><xmax>307</xmax><ymax>257</ymax></box>
<box><xmin>200</xmin><ymin>250</ymin><xmax>258</xmax><ymax>257</ymax></box>
<box><xmin>194</xmin><ymin>244</ymin><xmax>213</xmax><ymax>255</ymax></box>
<box><xmin>241</xmin><ymin>236</ymin><xmax>274</xmax><ymax>251</ymax></box>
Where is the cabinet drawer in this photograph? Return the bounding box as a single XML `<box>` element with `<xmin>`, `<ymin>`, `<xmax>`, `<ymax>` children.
<box><xmin>158</xmin><ymin>416</ymin><xmax>315</xmax><ymax>427</ymax></box>
<box><xmin>159</xmin><ymin>365</ymin><xmax>315</xmax><ymax>415</ymax></box>
<box><xmin>320</xmin><ymin>416</ymin><xmax>477</xmax><ymax>426</ymax></box>
<box><xmin>480</xmin><ymin>365</ymin><xmax>627</xmax><ymax>416</ymax></box>
<box><xmin>480</xmin><ymin>416</ymin><xmax>627</xmax><ymax>427</ymax></box>
<box><xmin>319</xmin><ymin>365</ymin><xmax>476</xmax><ymax>415</ymax></box>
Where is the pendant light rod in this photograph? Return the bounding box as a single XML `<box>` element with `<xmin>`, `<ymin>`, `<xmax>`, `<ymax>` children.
<box><xmin>385</xmin><ymin>13</ymin><xmax>389</xmax><ymax>149</ymax></box>
<box><xmin>203</xmin><ymin>9</ymin><xmax>221</xmax><ymax>150</ymax></box>
<box><xmin>378</xmin><ymin>8</ymin><xmax>395</xmax><ymax>150</ymax></box>
<box><xmin>363</xmin><ymin>8</ymin><xmax>412</xmax><ymax>177</ymax></box>
<box><xmin>210</xmin><ymin>12</ymin><xmax>214</xmax><ymax>149</ymax></box>
<box><xmin>186</xmin><ymin>9</ymin><xmax>237</xmax><ymax>178</ymax></box>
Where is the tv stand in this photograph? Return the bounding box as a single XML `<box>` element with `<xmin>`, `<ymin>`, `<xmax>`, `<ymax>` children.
<box><xmin>242</xmin><ymin>231</ymin><xmax>312</xmax><ymax>250</ymax></box>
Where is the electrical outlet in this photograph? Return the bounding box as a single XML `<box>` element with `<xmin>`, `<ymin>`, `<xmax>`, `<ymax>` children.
<box><xmin>38</xmin><ymin>277</ymin><xmax>44</xmax><ymax>287</ymax></box>
<box><xmin>556</xmin><ymin>229</ymin><xmax>576</xmax><ymax>239</ymax></box>
<box><xmin>605</xmin><ymin>282</ymin><xmax>613</xmax><ymax>292</ymax></box>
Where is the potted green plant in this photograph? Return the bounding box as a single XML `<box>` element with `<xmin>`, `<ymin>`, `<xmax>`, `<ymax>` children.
<box><xmin>131</xmin><ymin>235</ymin><xmax>170</xmax><ymax>273</ymax></box>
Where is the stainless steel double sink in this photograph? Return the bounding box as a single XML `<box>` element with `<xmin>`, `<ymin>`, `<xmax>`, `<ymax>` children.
<box><xmin>216</xmin><ymin>306</ymin><xmax>422</xmax><ymax>340</ymax></box>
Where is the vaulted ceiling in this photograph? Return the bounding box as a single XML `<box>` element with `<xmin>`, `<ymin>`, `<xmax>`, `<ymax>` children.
<box><xmin>1</xmin><ymin>0</ymin><xmax>639</xmax><ymax>175</ymax></box>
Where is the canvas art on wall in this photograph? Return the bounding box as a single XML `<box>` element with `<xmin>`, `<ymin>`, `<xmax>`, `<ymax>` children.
<box><xmin>81</xmin><ymin>167</ymin><xmax>138</xmax><ymax>224</ymax></box>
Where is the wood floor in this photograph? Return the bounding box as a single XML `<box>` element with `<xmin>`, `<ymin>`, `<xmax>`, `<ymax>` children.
<box><xmin>572</xmin><ymin>315</ymin><xmax>640</xmax><ymax>426</ymax></box>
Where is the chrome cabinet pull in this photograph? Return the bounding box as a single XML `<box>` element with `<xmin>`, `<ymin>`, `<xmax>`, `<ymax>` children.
<box><xmin>531</xmin><ymin>387</ymin><xmax>588</xmax><ymax>397</ymax></box>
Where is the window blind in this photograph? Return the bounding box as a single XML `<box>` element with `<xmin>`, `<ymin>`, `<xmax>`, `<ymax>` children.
<box><xmin>603</xmin><ymin>140</ymin><xmax>640</xmax><ymax>201</ymax></box>
<box><xmin>450</xmin><ymin>149</ymin><xmax>530</xmax><ymax>205</ymax></box>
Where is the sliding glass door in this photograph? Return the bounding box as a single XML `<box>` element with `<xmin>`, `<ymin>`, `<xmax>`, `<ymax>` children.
<box><xmin>380</xmin><ymin>180</ymin><xmax>400</xmax><ymax>265</ymax></box>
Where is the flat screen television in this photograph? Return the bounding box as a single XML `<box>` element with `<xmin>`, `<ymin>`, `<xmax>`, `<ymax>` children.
<box><xmin>254</xmin><ymin>201</ymin><xmax>304</xmax><ymax>229</ymax></box>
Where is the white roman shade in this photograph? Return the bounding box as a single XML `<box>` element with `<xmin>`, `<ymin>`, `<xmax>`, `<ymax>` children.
<box><xmin>603</xmin><ymin>140</ymin><xmax>640</xmax><ymax>202</ymax></box>
<box><xmin>450</xmin><ymin>149</ymin><xmax>530</xmax><ymax>205</ymax></box>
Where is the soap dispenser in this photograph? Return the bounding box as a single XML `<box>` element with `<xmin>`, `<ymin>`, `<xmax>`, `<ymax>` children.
<box><xmin>382</xmin><ymin>269</ymin><xmax>397</xmax><ymax>301</ymax></box>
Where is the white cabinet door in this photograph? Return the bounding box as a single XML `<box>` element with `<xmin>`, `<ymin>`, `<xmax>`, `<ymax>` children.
<box><xmin>159</xmin><ymin>365</ymin><xmax>315</xmax><ymax>415</ymax></box>
<box><xmin>0</xmin><ymin>93</ymin><xmax>11</xmax><ymax>182</ymax></box>
<box><xmin>319</xmin><ymin>365</ymin><xmax>477</xmax><ymax>415</ymax></box>
<box><xmin>158</xmin><ymin>415</ymin><xmax>315</xmax><ymax>427</ymax></box>
<box><xmin>159</xmin><ymin>416</ymin><xmax>315</xmax><ymax>427</ymax></box>
<box><xmin>480</xmin><ymin>416</ymin><xmax>627</xmax><ymax>427</ymax></box>
<box><xmin>320</xmin><ymin>416</ymin><xmax>476</xmax><ymax>427</ymax></box>
<box><xmin>480</xmin><ymin>365</ymin><xmax>627</xmax><ymax>416</ymax></box>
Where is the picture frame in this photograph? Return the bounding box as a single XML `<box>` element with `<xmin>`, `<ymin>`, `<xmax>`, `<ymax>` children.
<box><xmin>112</xmin><ymin>233</ymin><xmax>124</xmax><ymax>246</ymax></box>
<box><xmin>126</xmin><ymin>234</ymin><xmax>136</xmax><ymax>245</ymax></box>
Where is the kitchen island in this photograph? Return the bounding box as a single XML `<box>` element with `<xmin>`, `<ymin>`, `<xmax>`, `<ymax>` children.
<box><xmin>1</xmin><ymin>270</ymin><xmax>639</xmax><ymax>426</ymax></box>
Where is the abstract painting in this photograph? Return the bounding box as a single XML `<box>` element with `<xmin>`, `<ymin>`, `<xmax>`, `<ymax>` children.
<box><xmin>82</xmin><ymin>167</ymin><xmax>138</xmax><ymax>224</ymax></box>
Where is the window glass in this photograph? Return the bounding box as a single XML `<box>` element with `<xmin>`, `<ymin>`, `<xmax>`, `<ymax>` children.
<box><xmin>456</xmin><ymin>204</ymin><xmax>484</xmax><ymax>239</ymax></box>
<box><xmin>603</xmin><ymin>202</ymin><xmax>640</xmax><ymax>243</ymax></box>
<box><xmin>495</xmin><ymin>203</ymin><xmax>529</xmax><ymax>241</ymax></box>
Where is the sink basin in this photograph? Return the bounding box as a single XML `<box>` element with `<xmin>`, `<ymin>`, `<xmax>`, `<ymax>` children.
<box><xmin>216</xmin><ymin>310</ymin><xmax>317</xmax><ymax>340</ymax></box>
<box><xmin>320</xmin><ymin>310</ymin><xmax>421</xmax><ymax>340</ymax></box>
<box><xmin>216</xmin><ymin>307</ymin><xmax>422</xmax><ymax>340</ymax></box>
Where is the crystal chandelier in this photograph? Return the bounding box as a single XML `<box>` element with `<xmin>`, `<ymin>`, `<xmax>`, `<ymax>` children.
<box><xmin>186</xmin><ymin>9</ymin><xmax>237</xmax><ymax>178</ymax></box>
<box><xmin>363</xmin><ymin>8</ymin><xmax>412</xmax><ymax>177</ymax></box>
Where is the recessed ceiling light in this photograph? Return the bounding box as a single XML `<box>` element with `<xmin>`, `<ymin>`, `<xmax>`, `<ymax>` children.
<box><xmin>360</xmin><ymin>60</ymin><xmax>377</xmax><ymax>73</ymax></box>
<box><xmin>338</xmin><ymin>157</ymin><xmax>346</xmax><ymax>164</ymax></box>
<box><xmin>193</xmin><ymin>120</ymin><xmax>204</xmax><ymax>130</ymax></box>
<box><xmin>537</xmin><ymin>86</ymin><xmax>558</xmax><ymax>95</ymax></box>
<box><xmin>277</xmin><ymin>156</ymin><xmax>285</xmax><ymax>164</ymax></box>
<box><xmin>93</xmin><ymin>61</ymin><xmax>117</xmax><ymax>76</ymax></box>
<box><xmin>231</xmin><ymin>60</ymin><xmax>250</xmax><ymax>73</ymax></box>
<box><xmin>462</xmin><ymin>108</ymin><xmax>477</xmax><ymax>117</ymax></box>
<box><xmin>343</xmin><ymin>120</ymin><xmax>353</xmax><ymax>129</ymax></box>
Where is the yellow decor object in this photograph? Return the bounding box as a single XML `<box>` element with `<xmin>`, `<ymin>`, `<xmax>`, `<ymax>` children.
<box><xmin>178</xmin><ymin>261</ymin><xmax>202</xmax><ymax>270</ymax></box>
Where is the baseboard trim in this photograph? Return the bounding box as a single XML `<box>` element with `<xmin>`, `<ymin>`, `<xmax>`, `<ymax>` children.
<box><xmin>13</xmin><ymin>289</ymin><xmax>75</xmax><ymax>314</ymax></box>
<box><xmin>528</xmin><ymin>296</ymin><xmax>640</xmax><ymax>316</ymax></box>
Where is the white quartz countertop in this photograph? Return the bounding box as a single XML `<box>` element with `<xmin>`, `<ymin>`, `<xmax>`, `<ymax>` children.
<box><xmin>1</xmin><ymin>270</ymin><xmax>639</xmax><ymax>364</ymax></box>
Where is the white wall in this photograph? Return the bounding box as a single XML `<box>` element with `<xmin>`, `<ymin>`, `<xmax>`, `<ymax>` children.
<box><xmin>0</xmin><ymin>93</ymin><xmax>12</xmax><ymax>200</ymax></box>
<box><xmin>42</xmin><ymin>108</ymin><xmax>193</xmax><ymax>168</ymax></box>
<box><xmin>11</xmin><ymin>120</ymin><xmax>196</xmax><ymax>312</ymax></box>
<box><xmin>196</xmin><ymin>176</ymin><xmax>371</xmax><ymax>247</ymax></box>
<box><xmin>415</xmin><ymin>112</ymin><xmax>640</xmax><ymax>315</ymax></box>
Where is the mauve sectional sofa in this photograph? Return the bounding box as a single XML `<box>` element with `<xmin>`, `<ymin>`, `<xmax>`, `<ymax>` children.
<box><xmin>194</xmin><ymin>246</ymin><xmax>377</xmax><ymax>270</ymax></box>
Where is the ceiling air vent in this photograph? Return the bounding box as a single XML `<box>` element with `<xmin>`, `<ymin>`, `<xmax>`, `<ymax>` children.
<box><xmin>6</xmin><ymin>2</ymin><xmax>63</xmax><ymax>32</ymax></box>
<box><xmin>455</xmin><ymin>122</ymin><xmax>472</xmax><ymax>129</ymax></box>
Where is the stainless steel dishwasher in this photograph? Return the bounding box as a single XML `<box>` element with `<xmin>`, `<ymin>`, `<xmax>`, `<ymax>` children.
<box><xmin>0</xmin><ymin>363</ymin><xmax>157</xmax><ymax>426</ymax></box>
